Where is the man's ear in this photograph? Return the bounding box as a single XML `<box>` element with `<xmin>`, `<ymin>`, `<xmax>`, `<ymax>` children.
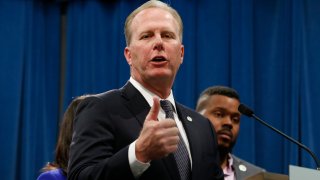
<box><xmin>180</xmin><ymin>45</ymin><xmax>184</xmax><ymax>64</ymax></box>
<box><xmin>124</xmin><ymin>47</ymin><xmax>132</xmax><ymax>65</ymax></box>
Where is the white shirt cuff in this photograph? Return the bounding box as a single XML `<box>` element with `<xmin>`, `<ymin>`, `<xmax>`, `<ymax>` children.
<box><xmin>128</xmin><ymin>140</ymin><xmax>151</xmax><ymax>179</ymax></box>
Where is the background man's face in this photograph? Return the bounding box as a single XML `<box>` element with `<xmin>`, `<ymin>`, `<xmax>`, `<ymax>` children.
<box><xmin>203</xmin><ymin>95</ymin><xmax>241</xmax><ymax>151</ymax></box>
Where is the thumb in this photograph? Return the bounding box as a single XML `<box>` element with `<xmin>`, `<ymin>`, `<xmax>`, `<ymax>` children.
<box><xmin>146</xmin><ymin>96</ymin><xmax>160</xmax><ymax>121</ymax></box>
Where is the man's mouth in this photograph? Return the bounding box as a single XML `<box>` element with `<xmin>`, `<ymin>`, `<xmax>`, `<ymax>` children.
<box><xmin>217</xmin><ymin>130</ymin><xmax>233</xmax><ymax>140</ymax></box>
<box><xmin>151</xmin><ymin>56</ymin><xmax>167</xmax><ymax>62</ymax></box>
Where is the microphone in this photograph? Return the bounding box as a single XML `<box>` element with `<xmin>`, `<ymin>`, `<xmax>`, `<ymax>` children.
<box><xmin>238</xmin><ymin>103</ymin><xmax>320</xmax><ymax>170</ymax></box>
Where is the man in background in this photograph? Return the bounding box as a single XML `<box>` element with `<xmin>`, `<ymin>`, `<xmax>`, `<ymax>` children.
<box><xmin>196</xmin><ymin>86</ymin><xmax>265</xmax><ymax>179</ymax></box>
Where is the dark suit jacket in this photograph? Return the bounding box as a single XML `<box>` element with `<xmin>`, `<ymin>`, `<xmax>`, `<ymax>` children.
<box><xmin>232</xmin><ymin>155</ymin><xmax>265</xmax><ymax>179</ymax></box>
<box><xmin>68</xmin><ymin>82</ymin><xmax>223</xmax><ymax>180</ymax></box>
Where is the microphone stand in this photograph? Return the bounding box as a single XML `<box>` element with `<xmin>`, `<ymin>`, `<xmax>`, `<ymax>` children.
<box><xmin>252</xmin><ymin>114</ymin><xmax>320</xmax><ymax>170</ymax></box>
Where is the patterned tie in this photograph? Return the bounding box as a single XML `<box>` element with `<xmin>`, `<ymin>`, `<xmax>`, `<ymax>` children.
<box><xmin>160</xmin><ymin>100</ymin><xmax>191</xmax><ymax>180</ymax></box>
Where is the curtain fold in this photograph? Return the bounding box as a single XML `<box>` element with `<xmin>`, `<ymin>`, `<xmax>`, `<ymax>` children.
<box><xmin>64</xmin><ymin>0</ymin><xmax>130</xmax><ymax>109</ymax></box>
<box><xmin>0</xmin><ymin>1</ymin><xmax>60</xmax><ymax>180</ymax></box>
<box><xmin>300</xmin><ymin>0</ymin><xmax>320</xmax><ymax>168</ymax></box>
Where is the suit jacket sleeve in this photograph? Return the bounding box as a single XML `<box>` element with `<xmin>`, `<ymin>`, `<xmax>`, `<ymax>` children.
<box><xmin>67</xmin><ymin>95</ymin><xmax>136</xmax><ymax>180</ymax></box>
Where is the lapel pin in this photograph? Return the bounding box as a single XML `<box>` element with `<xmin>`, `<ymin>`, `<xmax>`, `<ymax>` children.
<box><xmin>239</xmin><ymin>164</ymin><xmax>247</xmax><ymax>172</ymax></box>
<box><xmin>187</xmin><ymin>116</ymin><xmax>192</xmax><ymax>122</ymax></box>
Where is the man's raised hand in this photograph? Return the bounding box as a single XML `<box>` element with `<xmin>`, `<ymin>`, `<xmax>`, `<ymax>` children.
<box><xmin>135</xmin><ymin>97</ymin><xmax>179</xmax><ymax>162</ymax></box>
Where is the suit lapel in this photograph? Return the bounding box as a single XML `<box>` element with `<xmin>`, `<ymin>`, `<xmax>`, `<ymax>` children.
<box><xmin>232</xmin><ymin>155</ymin><xmax>246</xmax><ymax>180</ymax></box>
<box><xmin>120</xmin><ymin>82</ymin><xmax>150</xmax><ymax>126</ymax></box>
<box><xmin>175</xmin><ymin>103</ymin><xmax>198</xmax><ymax>156</ymax></box>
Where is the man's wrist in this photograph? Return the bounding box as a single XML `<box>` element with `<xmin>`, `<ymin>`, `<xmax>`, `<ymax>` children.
<box><xmin>128</xmin><ymin>141</ymin><xmax>150</xmax><ymax>179</ymax></box>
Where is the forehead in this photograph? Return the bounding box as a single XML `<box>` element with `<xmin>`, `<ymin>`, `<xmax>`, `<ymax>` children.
<box><xmin>131</xmin><ymin>8</ymin><xmax>179</xmax><ymax>32</ymax></box>
<box><xmin>207</xmin><ymin>95</ymin><xmax>240</xmax><ymax>109</ymax></box>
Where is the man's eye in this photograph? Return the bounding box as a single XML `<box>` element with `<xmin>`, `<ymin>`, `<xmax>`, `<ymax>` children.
<box><xmin>232</xmin><ymin>117</ymin><xmax>240</xmax><ymax>123</ymax></box>
<box><xmin>164</xmin><ymin>34</ymin><xmax>171</xmax><ymax>38</ymax></box>
<box><xmin>213</xmin><ymin>112</ymin><xmax>223</xmax><ymax>118</ymax></box>
<box><xmin>141</xmin><ymin>35</ymin><xmax>150</xmax><ymax>39</ymax></box>
<box><xmin>162</xmin><ymin>33</ymin><xmax>174</xmax><ymax>39</ymax></box>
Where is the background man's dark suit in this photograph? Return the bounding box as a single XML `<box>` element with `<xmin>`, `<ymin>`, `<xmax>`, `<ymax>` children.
<box><xmin>232</xmin><ymin>155</ymin><xmax>265</xmax><ymax>179</ymax></box>
<box><xmin>68</xmin><ymin>82</ymin><xmax>223</xmax><ymax>180</ymax></box>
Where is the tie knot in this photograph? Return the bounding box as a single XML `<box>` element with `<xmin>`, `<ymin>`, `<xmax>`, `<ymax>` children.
<box><xmin>160</xmin><ymin>100</ymin><xmax>175</xmax><ymax>119</ymax></box>
<box><xmin>160</xmin><ymin>100</ymin><xmax>174</xmax><ymax>111</ymax></box>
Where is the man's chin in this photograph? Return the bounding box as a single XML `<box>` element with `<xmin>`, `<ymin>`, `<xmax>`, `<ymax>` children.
<box><xmin>152</xmin><ymin>71</ymin><xmax>173</xmax><ymax>78</ymax></box>
<box><xmin>218</xmin><ymin>143</ymin><xmax>233</xmax><ymax>154</ymax></box>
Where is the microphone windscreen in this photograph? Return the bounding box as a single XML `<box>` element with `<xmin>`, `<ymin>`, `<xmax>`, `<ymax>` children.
<box><xmin>238</xmin><ymin>104</ymin><xmax>254</xmax><ymax>117</ymax></box>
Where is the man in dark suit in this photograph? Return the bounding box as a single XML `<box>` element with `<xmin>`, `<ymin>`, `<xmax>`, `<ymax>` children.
<box><xmin>196</xmin><ymin>86</ymin><xmax>265</xmax><ymax>180</ymax></box>
<box><xmin>68</xmin><ymin>1</ymin><xmax>223</xmax><ymax>180</ymax></box>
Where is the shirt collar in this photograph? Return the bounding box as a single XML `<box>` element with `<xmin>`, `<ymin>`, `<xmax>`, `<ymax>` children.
<box><xmin>228</xmin><ymin>153</ymin><xmax>234</xmax><ymax>168</ymax></box>
<box><xmin>223</xmin><ymin>153</ymin><xmax>235</xmax><ymax>176</ymax></box>
<box><xmin>129</xmin><ymin>77</ymin><xmax>177</xmax><ymax>111</ymax></box>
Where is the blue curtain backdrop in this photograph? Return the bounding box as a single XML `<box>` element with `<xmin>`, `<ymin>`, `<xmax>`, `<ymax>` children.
<box><xmin>0</xmin><ymin>1</ymin><xmax>61</xmax><ymax>180</ymax></box>
<box><xmin>1</xmin><ymin>0</ymin><xmax>319</xmax><ymax>179</ymax></box>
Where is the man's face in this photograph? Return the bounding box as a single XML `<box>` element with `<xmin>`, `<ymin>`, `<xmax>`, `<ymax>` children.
<box><xmin>124</xmin><ymin>8</ymin><xmax>184</xmax><ymax>85</ymax></box>
<box><xmin>203</xmin><ymin>95</ymin><xmax>241</xmax><ymax>151</ymax></box>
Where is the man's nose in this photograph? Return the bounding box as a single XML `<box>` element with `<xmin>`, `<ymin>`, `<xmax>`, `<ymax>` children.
<box><xmin>222</xmin><ymin>117</ymin><xmax>233</xmax><ymax>128</ymax></box>
<box><xmin>153</xmin><ymin>35</ymin><xmax>164</xmax><ymax>51</ymax></box>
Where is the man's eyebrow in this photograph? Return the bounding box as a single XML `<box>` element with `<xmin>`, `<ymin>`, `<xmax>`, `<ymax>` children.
<box><xmin>139</xmin><ymin>30</ymin><xmax>152</xmax><ymax>35</ymax></box>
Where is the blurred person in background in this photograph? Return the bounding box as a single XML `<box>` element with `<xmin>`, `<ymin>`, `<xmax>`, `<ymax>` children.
<box><xmin>37</xmin><ymin>95</ymin><xmax>89</xmax><ymax>180</ymax></box>
<box><xmin>196</xmin><ymin>86</ymin><xmax>265</xmax><ymax>180</ymax></box>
